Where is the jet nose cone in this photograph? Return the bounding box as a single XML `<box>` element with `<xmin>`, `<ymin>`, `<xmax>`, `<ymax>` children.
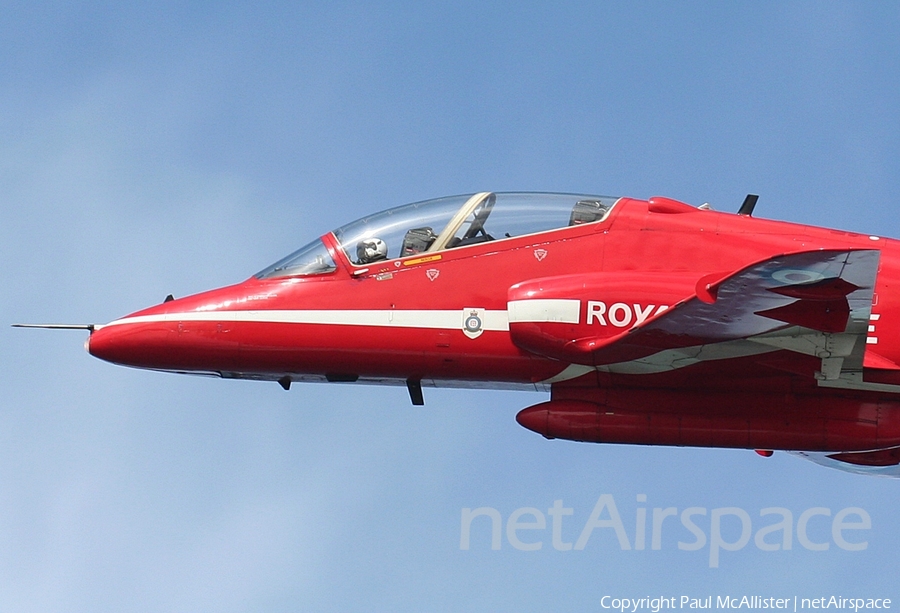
<box><xmin>87</xmin><ymin>322</ymin><xmax>171</xmax><ymax>368</ymax></box>
<box><xmin>86</xmin><ymin>324</ymin><xmax>126</xmax><ymax>364</ymax></box>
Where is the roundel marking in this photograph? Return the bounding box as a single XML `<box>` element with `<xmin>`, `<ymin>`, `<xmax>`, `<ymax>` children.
<box><xmin>771</xmin><ymin>269</ymin><xmax>826</xmax><ymax>285</ymax></box>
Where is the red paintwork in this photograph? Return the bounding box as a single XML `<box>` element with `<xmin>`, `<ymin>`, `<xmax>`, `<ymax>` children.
<box><xmin>515</xmin><ymin>393</ymin><xmax>900</xmax><ymax>452</ymax></box>
<box><xmin>85</xmin><ymin>195</ymin><xmax>900</xmax><ymax>473</ymax></box>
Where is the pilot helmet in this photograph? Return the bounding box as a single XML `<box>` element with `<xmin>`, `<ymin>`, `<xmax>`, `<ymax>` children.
<box><xmin>356</xmin><ymin>237</ymin><xmax>388</xmax><ymax>264</ymax></box>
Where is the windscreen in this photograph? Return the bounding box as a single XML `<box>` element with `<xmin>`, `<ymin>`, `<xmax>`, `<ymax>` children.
<box><xmin>255</xmin><ymin>238</ymin><xmax>337</xmax><ymax>279</ymax></box>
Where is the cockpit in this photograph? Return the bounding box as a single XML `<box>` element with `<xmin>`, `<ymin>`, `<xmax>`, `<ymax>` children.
<box><xmin>256</xmin><ymin>191</ymin><xmax>619</xmax><ymax>279</ymax></box>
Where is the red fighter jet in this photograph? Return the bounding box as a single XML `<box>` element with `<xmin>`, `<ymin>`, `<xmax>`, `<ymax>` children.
<box><xmin>17</xmin><ymin>192</ymin><xmax>900</xmax><ymax>476</ymax></box>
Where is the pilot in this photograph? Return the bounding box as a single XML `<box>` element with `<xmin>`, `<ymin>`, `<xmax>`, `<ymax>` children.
<box><xmin>356</xmin><ymin>237</ymin><xmax>388</xmax><ymax>264</ymax></box>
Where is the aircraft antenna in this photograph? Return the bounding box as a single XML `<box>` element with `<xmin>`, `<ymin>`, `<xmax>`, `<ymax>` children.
<box><xmin>738</xmin><ymin>194</ymin><xmax>759</xmax><ymax>216</ymax></box>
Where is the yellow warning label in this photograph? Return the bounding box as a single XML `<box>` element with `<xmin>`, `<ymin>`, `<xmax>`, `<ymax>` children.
<box><xmin>403</xmin><ymin>254</ymin><xmax>442</xmax><ymax>266</ymax></box>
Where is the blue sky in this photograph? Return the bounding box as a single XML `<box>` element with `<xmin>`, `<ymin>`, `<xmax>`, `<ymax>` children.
<box><xmin>2</xmin><ymin>2</ymin><xmax>899</xmax><ymax>611</ymax></box>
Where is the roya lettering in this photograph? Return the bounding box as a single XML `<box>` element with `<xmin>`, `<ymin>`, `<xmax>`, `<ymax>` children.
<box><xmin>586</xmin><ymin>301</ymin><xmax>670</xmax><ymax>327</ymax></box>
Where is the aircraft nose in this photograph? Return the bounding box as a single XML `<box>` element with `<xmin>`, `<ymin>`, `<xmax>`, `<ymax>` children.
<box><xmin>86</xmin><ymin>325</ymin><xmax>117</xmax><ymax>362</ymax></box>
<box><xmin>87</xmin><ymin>321</ymin><xmax>172</xmax><ymax>369</ymax></box>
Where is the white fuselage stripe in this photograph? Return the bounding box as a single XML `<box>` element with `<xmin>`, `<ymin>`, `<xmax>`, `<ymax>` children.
<box><xmin>508</xmin><ymin>299</ymin><xmax>580</xmax><ymax>324</ymax></box>
<box><xmin>104</xmin><ymin>309</ymin><xmax>511</xmax><ymax>332</ymax></box>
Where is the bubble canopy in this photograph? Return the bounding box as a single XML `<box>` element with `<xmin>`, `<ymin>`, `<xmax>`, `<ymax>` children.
<box><xmin>255</xmin><ymin>192</ymin><xmax>620</xmax><ymax>279</ymax></box>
